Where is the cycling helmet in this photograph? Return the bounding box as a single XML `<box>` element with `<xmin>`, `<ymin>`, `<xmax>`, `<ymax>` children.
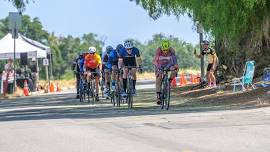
<box><xmin>78</xmin><ymin>51</ymin><xmax>84</xmax><ymax>58</ymax></box>
<box><xmin>88</xmin><ymin>46</ymin><xmax>96</xmax><ymax>53</ymax></box>
<box><xmin>201</xmin><ymin>40</ymin><xmax>209</xmax><ymax>45</ymax></box>
<box><xmin>116</xmin><ymin>44</ymin><xmax>124</xmax><ymax>51</ymax></box>
<box><xmin>106</xmin><ymin>45</ymin><xmax>113</xmax><ymax>54</ymax></box>
<box><xmin>161</xmin><ymin>40</ymin><xmax>170</xmax><ymax>51</ymax></box>
<box><xmin>124</xmin><ymin>40</ymin><xmax>133</xmax><ymax>49</ymax></box>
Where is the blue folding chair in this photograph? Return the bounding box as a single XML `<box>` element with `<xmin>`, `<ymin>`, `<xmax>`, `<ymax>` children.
<box><xmin>262</xmin><ymin>68</ymin><xmax>270</xmax><ymax>87</ymax></box>
<box><xmin>232</xmin><ymin>61</ymin><xmax>256</xmax><ymax>92</ymax></box>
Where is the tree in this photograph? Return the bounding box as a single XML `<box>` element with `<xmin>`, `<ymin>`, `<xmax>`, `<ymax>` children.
<box><xmin>130</xmin><ymin>0</ymin><xmax>270</xmax><ymax>76</ymax></box>
<box><xmin>136</xmin><ymin>33</ymin><xmax>199</xmax><ymax>72</ymax></box>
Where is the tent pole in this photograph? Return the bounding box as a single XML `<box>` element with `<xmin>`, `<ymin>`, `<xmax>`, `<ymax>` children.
<box><xmin>36</xmin><ymin>52</ymin><xmax>39</xmax><ymax>91</ymax></box>
<box><xmin>13</xmin><ymin>29</ymin><xmax>16</xmax><ymax>94</ymax></box>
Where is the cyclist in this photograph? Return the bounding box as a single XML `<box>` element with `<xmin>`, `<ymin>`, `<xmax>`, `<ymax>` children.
<box><xmin>84</xmin><ymin>46</ymin><xmax>102</xmax><ymax>101</ymax></box>
<box><xmin>153</xmin><ymin>40</ymin><xmax>178</xmax><ymax>105</ymax></box>
<box><xmin>102</xmin><ymin>46</ymin><xmax>113</xmax><ymax>97</ymax></box>
<box><xmin>118</xmin><ymin>40</ymin><xmax>143</xmax><ymax>97</ymax></box>
<box><xmin>72</xmin><ymin>52</ymin><xmax>85</xmax><ymax>99</ymax></box>
<box><xmin>108</xmin><ymin>46</ymin><xmax>119</xmax><ymax>92</ymax></box>
<box><xmin>195</xmin><ymin>40</ymin><xmax>218</xmax><ymax>87</ymax></box>
<box><xmin>115</xmin><ymin>44</ymin><xmax>125</xmax><ymax>92</ymax></box>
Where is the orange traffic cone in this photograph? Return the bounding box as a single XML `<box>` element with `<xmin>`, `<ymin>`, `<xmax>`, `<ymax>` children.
<box><xmin>179</xmin><ymin>72</ymin><xmax>186</xmax><ymax>86</ymax></box>
<box><xmin>56</xmin><ymin>82</ymin><xmax>61</xmax><ymax>92</ymax></box>
<box><xmin>183</xmin><ymin>72</ymin><xmax>187</xmax><ymax>85</ymax></box>
<box><xmin>50</xmin><ymin>82</ymin><xmax>55</xmax><ymax>92</ymax></box>
<box><xmin>171</xmin><ymin>77</ymin><xmax>177</xmax><ymax>88</ymax></box>
<box><xmin>23</xmin><ymin>80</ymin><xmax>29</xmax><ymax>96</ymax></box>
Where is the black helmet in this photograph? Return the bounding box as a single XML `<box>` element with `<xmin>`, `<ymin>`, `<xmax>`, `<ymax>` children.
<box><xmin>201</xmin><ymin>40</ymin><xmax>209</xmax><ymax>45</ymax></box>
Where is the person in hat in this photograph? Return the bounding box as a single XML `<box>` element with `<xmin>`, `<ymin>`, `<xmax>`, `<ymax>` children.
<box><xmin>195</xmin><ymin>40</ymin><xmax>219</xmax><ymax>87</ymax></box>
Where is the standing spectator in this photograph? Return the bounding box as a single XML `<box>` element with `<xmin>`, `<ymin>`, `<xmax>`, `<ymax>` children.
<box><xmin>29</xmin><ymin>58</ymin><xmax>38</xmax><ymax>92</ymax></box>
<box><xmin>195</xmin><ymin>40</ymin><xmax>219</xmax><ymax>87</ymax></box>
<box><xmin>4</xmin><ymin>58</ymin><xmax>14</xmax><ymax>95</ymax></box>
<box><xmin>5</xmin><ymin>58</ymin><xmax>14</xmax><ymax>72</ymax></box>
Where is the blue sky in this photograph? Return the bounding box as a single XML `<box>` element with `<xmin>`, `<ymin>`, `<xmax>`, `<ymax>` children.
<box><xmin>0</xmin><ymin>0</ymin><xmax>199</xmax><ymax>47</ymax></box>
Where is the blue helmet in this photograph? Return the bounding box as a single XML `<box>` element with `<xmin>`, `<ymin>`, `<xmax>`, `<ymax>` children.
<box><xmin>106</xmin><ymin>45</ymin><xmax>113</xmax><ymax>54</ymax></box>
<box><xmin>78</xmin><ymin>51</ymin><xmax>84</xmax><ymax>58</ymax></box>
<box><xmin>116</xmin><ymin>44</ymin><xmax>124</xmax><ymax>52</ymax></box>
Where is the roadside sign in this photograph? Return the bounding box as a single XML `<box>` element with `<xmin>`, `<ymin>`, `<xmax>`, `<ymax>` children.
<box><xmin>43</xmin><ymin>59</ymin><xmax>49</xmax><ymax>66</ymax></box>
<box><xmin>8</xmin><ymin>12</ymin><xmax>22</xmax><ymax>39</ymax></box>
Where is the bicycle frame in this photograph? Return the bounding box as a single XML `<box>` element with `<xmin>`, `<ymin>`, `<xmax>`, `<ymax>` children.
<box><xmin>124</xmin><ymin>66</ymin><xmax>137</xmax><ymax>109</ymax></box>
<box><xmin>160</xmin><ymin>68</ymin><xmax>171</xmax><ymax>110</ymax></box>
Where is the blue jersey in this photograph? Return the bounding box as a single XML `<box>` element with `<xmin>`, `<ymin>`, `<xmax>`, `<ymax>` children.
<box><xmin>109</xmin><ymin>49</ymin><xmax>118</xmax><ymax>63</ymax></box>
<box><xmin>119</xmin><ymin>47</ymin><xmax>140</xmax><ymax>58</ymax></box>
<box><xmin>78</xmin><ymin>57</ymin><xmax>84</xmax><ymax>73</ymax></box>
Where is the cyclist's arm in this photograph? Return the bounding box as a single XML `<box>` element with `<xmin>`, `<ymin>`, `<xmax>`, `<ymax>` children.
<box><xmin>135</xmin><ymin>48</ymin><xmax>142</xmax><ymax>67</ymax></box>
<box><xmin>97</xmin><ymin>54</ymin><xmax>102</xmax><ymax>71</ymax></box>
<box><xmin>72</xmin><ymin>59</ymin><xmax>77</xmax><ymax>71</ymax></box>
<box><xmin>118</xmin><ymin>49</ymin><xmax>124</xmax><ymax>68</ymax></box>
<box><xmin>152</xmin><ymin>48</ymin><xmax>161</xmax><ymax>69</ymax></box>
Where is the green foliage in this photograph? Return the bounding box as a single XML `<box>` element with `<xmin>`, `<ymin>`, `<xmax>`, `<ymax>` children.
<box><xmin>138</xmin><ymin>33</ymin><xmax>200</xmax><ymax>71</ymax></box>
<box><xmin>0</xmin><ymin>15</ymin><xmax>104</xmax><ymax>80</ymax></box>
<box><xmin>131</xmin><ymin>0</ymin><xmax>270</xmax><ymax>41</ymax></box>
<box><xmin>131</xmin><ymin>0</ymin><xmax>270</xmax><ymax>76</ymax></box>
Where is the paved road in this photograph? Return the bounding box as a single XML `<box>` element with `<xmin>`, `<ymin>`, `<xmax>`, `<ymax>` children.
<box><xmin>1</xmin><ymin>90</ymin><xmax>270</xmax><ymax>152</ymax></box>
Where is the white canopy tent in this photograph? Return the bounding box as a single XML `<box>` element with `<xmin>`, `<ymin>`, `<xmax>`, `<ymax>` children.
<box><xmin>0</xmin><ymin>33</ymin><xmax>49</xmax><ymax>59</ymax></box>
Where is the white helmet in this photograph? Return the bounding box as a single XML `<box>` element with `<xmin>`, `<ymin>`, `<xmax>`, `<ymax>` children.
<box><xmin>88</xmin><ymin>46</ymin><xmax>96</xmax><ymax>53</ymax></box>
<box><xmin>124</xmin><ymin>40</ymin><xmax>133</xmax><ymax>49</ymax></box>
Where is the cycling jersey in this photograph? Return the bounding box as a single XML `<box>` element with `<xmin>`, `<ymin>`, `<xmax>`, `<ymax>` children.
<box><xmin>84</xmin><ymin>53</ymin><xmax>101</xmax><ymax>69</ymax></box>
<box><xmin>102</xmin><ymin>53</ymin><xmax>109</xmax><ymax>69</ymax></box>
<box><xmin>201</xmin><ymin>48</ymin><xmax>217</xmax><ymax>64</ymax></box>
<box><xmin>153</xmin><ymin>47</ymin><xmax>177</xmax><ymax>69</ymax></box>
<box><xmin>119</xmin><ymin>47</ymin><xmax>140</xmax><ymax>58</ymax></box>
<box><xmin>108</xmin><ymin>49</ymin><xmax>118</xmax><ymax>66</ymax></box>
<box><xmin>78</xmin><ymin>58</ymin><xmax>85</xmax><ymax>73</ymax></box>
<box><xmin>119</xmin><ymin>47</ymin><xmax>140</xmax><ymax>67</ymax></box>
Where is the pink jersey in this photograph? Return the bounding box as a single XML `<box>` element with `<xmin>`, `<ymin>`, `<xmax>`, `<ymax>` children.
<box><xmin>153</xmin><ymin>47</ymin><xmax>177</xmax><ymax>68</ymax></box>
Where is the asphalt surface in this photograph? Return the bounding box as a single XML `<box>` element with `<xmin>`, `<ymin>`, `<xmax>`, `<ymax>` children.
<box><xmin>1</xmin><ymin>87</ymin><xmax>270</xmax><ymax>152</ymax></box>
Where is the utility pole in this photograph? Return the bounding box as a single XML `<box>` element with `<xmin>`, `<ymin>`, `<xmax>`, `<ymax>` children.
<box><xmin>8</xmin><ymin>12</ymin><xmax>22</xmax><ymax>94</ymax></box>
<box><xmin>196</xmin><ymin>22</ymin><xmax>205</xmax><ymax>81</ymax></box>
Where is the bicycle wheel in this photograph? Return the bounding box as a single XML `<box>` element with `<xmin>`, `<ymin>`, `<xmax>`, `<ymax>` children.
<box><xmin>79</xmin><ymin>80</ymin><xmax>84</xmax><ymax>102</ymax></box>
<box><xmin>100</xmin><ymin>80</ymin><xmax>104</xmax><ymax>98</ymax></box>
<box><xmin>91</xmin><ymin>80</ymin><xmax>96</xmax><ymax>104</ymax></box>
<box><xmin>111</xmin><ymin>91</ymin><xmax>116</xmax><ymax>106</ymax></box>
<box><xmin>166</xmin><ymin>79</ymin><xmax>171</xmax><ymax>110</ymax></box>
<box><xmin>127</xmin><ymin>77</ymin><xmax>133</xmax><ymax>109</ymax></box>
<box><xmin>161</xmin><ymin>77</ymin><xmax>168</xmax><ymax>109</ymax></box>
<box><xmin>115</xmin><ymin>81</ymin><xmax>121</xmax><ymax>107</ymax></box>
<box><xmin>87</xmin><ymin>82</ymin><xmax>90</xmax><ymax>103</ymax></box>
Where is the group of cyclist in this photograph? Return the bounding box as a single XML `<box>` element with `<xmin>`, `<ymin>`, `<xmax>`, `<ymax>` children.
<box><xmin>73</xmin><ymin>39</ymin><xmax>217</xmax><ymax>105</ymax></box>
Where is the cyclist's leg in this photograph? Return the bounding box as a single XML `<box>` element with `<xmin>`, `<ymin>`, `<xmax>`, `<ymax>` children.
<box><xmin>111</xmin><ymin>65</ymin><xmax>117</xmax><ymax>91</ymax></box>
<box><xmin>155</xmin><ymin>68</ymin><xmax>162</xmax><ymax>104</ymax></box>
<box><xmin>104</xmin><ymin>68</ymin><xmax>111</xmax><ymax>96</ymax></box>
<box><xmin>95</xmin><ymin>72</ymin><xmax>100</xmax><ymax>100</ymax></box>
<box><xmin>85</xmin><ymin>68</ymin><xmax>91</xmax><ymax>83</ymax></box>
<box><xmin>131</xmin><ymin>68</ymin><xmax>137</xmax><ymax>94</ymax></box>
<box><xmin>104</xmin><ymin>69</ymin><xmax>110</xmax><ymax>89</ymax></box>
<box><xmin>122</xmin><ymin>67</ymin><xmax>128</xmax><ymax>95</ymax></box>
<box><xmin>76</xmin><ymin>73</ymin><xmax>80</xmax><ymax>98</ymax></box>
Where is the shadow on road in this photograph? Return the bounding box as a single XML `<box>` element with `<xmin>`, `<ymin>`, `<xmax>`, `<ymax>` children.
<box><xmin>0</xmin><ymin>88</ymin><xmax>269</xmax><ymax>122</ymax></box>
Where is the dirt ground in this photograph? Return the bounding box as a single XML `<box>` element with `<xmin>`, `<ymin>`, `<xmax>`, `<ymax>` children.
<box><xmin>172</xmin><ymin>84</ymin><xmax>270</xmax><ymax>110</ymax></box>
